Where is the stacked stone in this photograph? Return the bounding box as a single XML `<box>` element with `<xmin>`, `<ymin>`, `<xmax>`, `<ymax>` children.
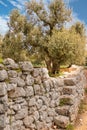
<box><xmin>0</xmin><ymin>64</ymin><xmax>8</xmax><ymax>130</ymax></box>
<box><xmin>0</xmin><ymin>58</ymin><xmax>86</xmax><ymax>130</ymax></box>
<box><xmin>2</xmin><ymin>58</ymin><xmax>64</xmax><ymax>130</ymax></box>
<box><xmin>54</xmin><ymin>68</ymin><xmax>86</xmax><ymax>129</ymax></box>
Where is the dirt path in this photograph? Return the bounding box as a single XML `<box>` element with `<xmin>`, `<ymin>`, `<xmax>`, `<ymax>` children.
<box><xmin>74</xmin><ymin>111</ymin><xmax>87</xmax><ymax>130</ymax></box>
<box><xmin>74</xmin><ymin>70</ymin><xmax>87</xmax><ymax>130</ymax></box>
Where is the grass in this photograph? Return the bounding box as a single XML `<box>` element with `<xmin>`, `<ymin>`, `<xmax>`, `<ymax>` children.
<box><xmin>66</xmin><ymin>124</ymin><xmax>74</xmax><ymax>130</ymax></box>
<box><xmin>78</xmin><ymin>101</ymin><xmax>87</xmax><ymax>114</ymax></box>
<box><xmin>85</xmin><ymin>88</ymin><xmax>87</xmax><ymax>94</ymax></box>
<box><xmin>5</xmin><ymin>78</ymin><xmax>10</xmax><ymax>83</ymax></box>
<box><xmin>0</xmin><ymin>57</ymin><xmax>3</xmax><ymax>64</ymax></box>
<box><xmin>60</xmin><ymin>65</ymin><xmax>69</xmax><ymax>69</ymax></box>
<box><xmin>78</xmin><ymin>87</ymin><xmax>87</xmax><ymax>114</ymax></box>
<box><xmin>15</xmin><ymin>68</ymin><xmax>22</xmax><ymax>72</ymax></box>
<box><xmin>49</xmin><ymin>71</ymin><xmax>64</xmax><ymax>77</ymax></box>
<box><xmin>59</xmin><ymin>98</ymin><xmax>71</xmax><ymax>106</ymax></box>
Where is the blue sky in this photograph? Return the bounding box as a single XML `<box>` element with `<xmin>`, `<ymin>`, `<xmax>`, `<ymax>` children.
<box><xmin>0</xmin><ymin>0</ymin><xmax>87</xmax><ymax>35</ymax></box>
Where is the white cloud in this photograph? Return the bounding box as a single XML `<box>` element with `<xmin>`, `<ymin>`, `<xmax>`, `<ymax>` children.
<box><xmin>0</xmin><ymin>0</ymin><xmax>87</xmax><ymax>36</ymax></box>
<box><xmin>65</xmin><ymin>0</ymin><xmax>78</xmax><ymax>4</ymax></box>
<box><xmin>0</xmin><ymin>1</ymin><xmax>7</xmax><ymax>7</ymax></box>
<box><xmin>7</xmin><ymin>0</ymin><xmax>28</xmax><ymax>10</ymax></box>
<box><xmin>0</xmin><ymin>16</ymin><xmax>9</xmax><ymax>35</ymax></box>
<box><xmin>65</xmin><ymin>11</ymin><xmax>87</xmax><ymax>36</ymax></box>
<box><xmin>7</xmin><ymin>0</ymin><xmax>23</xmax><ymax>10</ymax></box>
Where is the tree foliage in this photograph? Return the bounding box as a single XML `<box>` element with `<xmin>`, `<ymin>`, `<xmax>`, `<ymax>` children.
<box><xmin>1</xmin><ymin>10</ymin><xmax>31</xmax><ymax>61</ymax></box>
<box><xmin>25</xmin><ymin>0</ymin><xmax>72</xmax><ymax>73</ymax></box>
<box><xmin>70</xmin><ymin>22</ymin><xmax>86</xmax><ymax>37</ymax></box>
<box><xmin>1</xmin><ymin>0</ymin><xmax>86</xmax><ymax>74</ymax></box>
<box><xmin>26</xmin><ymin>0</ymin><xmax>71</xmax><ymax>34</ymax></box>
<box><xmin>48</xmin><ymin>29</ymin><xmax>86</xmax><ymax>73</ymax></box>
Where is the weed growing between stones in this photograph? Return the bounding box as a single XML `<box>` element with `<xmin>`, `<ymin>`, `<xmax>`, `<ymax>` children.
<box><xmin>9</xmin><ymin>108</ymin><xmax>12</xmax><ymax>130</ymax></box>
<box><xmin>85</xmin><ymin>88</ymin><xmax>87</xmax><ymax>94</ymax></box>
<box><xmin>59</xmin><ymin>98</ymin><xmax>71</xmax><ymax>106</ymax></box>
<box><xmin>0</xmin><ymin>58</ymin><xmax>3</xmax><ymax>64</ymax></box>
<box><xmin>66</xmin><ymin>124</ymin><xmax>74</xmax><ymax>130</ymax></box>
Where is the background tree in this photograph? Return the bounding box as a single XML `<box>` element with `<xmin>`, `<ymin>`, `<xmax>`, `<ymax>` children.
<box><xmin>70</xmin><ymin>22</ymin><xmax>86</xmax><ymax>37</ymax></box>
<box><xmin>1</xmin><ymin>10</ymin><xmax>32</xmax><ymax>61</ymax></box>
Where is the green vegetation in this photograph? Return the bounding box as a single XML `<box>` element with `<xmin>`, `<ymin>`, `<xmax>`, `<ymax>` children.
<box><xmin>79</xmin><ymin>100</ymin><xmax>87</xmax><ymax>114</ymax></box>
<box><xmin>49</xmin><ymin>71</ymin><xmax>64</xmax><ymax>77</ymax></box>
<box><xmin>85</xmin><ymin>88</ymin><xmax>87</xmax><ymax>94</ymax></box>
<box><xmin>59</xmin><ymin>98</ymin><xmax>71</xmax><ymax>106</ymax></box>
<box><xmin>0</xmin><ymin>0</ymin><xmax>86</xmax><ymax>74</ymax></box>
<box><xmin>66</xmin><ymin>124</ymin><xmax>74</xmax><ymax>130</ymax></box>
<box><xmin>0</xmin><ymin>57</ymin><xmax>3</xmax><ymax>64</ymax></box>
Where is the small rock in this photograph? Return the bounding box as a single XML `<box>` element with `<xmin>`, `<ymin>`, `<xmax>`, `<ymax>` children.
<box><xmin>64</xmin><ymin>78</ymin><xmax>77</xmax><ymax>86</ymax></box>
<box><xmin>54</xmin><ymin>116</ymin><xmax>69</xmax><ymax>128</ymax></box>
<box><xmin>7</xmin><ymin>83</ymin><xmax>17</xmax><ymax>92</ymax></box>
<box><xmin>26</xmin><ymin>75</ymin><xmax>34</xmax><ymax>86</ymax></box>
<box><xmin>29</xmin><ymin>98</ymin><xmax>36</xmax><ymax>106</ymax></box>
<box><xmin>25</xmin><ymin>86</ymin><xmax>34</xmax><ymax>97</ymax></box>
<box><xmin>0</xmin><ymin>70</ymin><xmax>8</xmax><ymax>81</ymax></box>
<box><xmin>10</xmin><ymin>77</ymin><xmax>25</xmax><ymax>87</ymax></box>
<box><xmin>8</xmin><ymin>87</ymin><xmax>26</xmax><ymax>98</ymax></box>
<box><xmin>0</xmin><ymin>82</ymin><xmax>7</xmax><ymax>96</ymax></box>
<box><xmin>15</xmin><ymin>108</ymin><xmax>28</xmax><ymax>120</ymax></box>
<box><xmin>0</xmin><ymin>115</ymin><xmax>6</xmax><ymax>128</ymax></box>
<box><xmin>8</xmin><ymin>70</ymin><xmax>17</xmax><ymax>78</ymax></box>
<box><xmin>19</xmin><ymin>61</ymin><xmax>33</xmax><ymax>72</ymax></box>
<box><xmin>23</xmin><ymin>116</ymin><xmax>34</xmax><ymax>127</ymax></box>
<box><xmin>34</xmin><ymin>84</ymin><xmax>41</xmax><ymax>95</ymax></box>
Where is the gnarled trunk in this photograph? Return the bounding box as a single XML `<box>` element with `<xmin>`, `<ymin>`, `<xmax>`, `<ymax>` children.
<box><xmin>51</xmin><ymin>61</ymin><xmax>60</xmax><ymax>74</ymax></box>
<box><xmin>45</xmin><ymin>58</ymin><xmax>60</xmax><ymax>74</ymax></box>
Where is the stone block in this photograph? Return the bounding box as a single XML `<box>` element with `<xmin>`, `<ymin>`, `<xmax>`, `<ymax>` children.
<box><xmin>0</xmin><ymin>115</ymin><xmax>6</xmax><ymax>129</ymax></box>
<box><xmin>8</xmin><ymin>87</ymin><xmax>26</xmax><ymax>98</ymax></box>
<box><xmin>10</xmin><ymin>77</ymin><xmax>25</xmax><ymax>87</ymax></box>
<box><xmin>0</xmin><ymin>83</ymin><xmax>7</xmax><ymax>96</ymax></box>
<box><xmin>23</xmin><ymin>116</ymin><xmax>34</xmax><ymax>128</ymax></box>
<box><xmin>0</xmin><ymin>70</ymin><xmax>8</xmax><ymax>81</ymax></box>
<box><xmin>26</xmin><ymin>75</ymin><xmax>34</xmax><ymax>86</ymax></box>
<box><xmin>54</xmin><ymin>115</ymin><xmax>69</xmax><ymax>128</ymax></box>
<box><xmin>64</xmin><ymin>78</ymin><xmax>77</xmax><ymax>86</ymax></box>
<box><xmin>63</xmin><ymin>86</ymin><xmax>76</xmax><ymax>95</ymax></box>
<box><xmin>15</xmin><ymin>108</ymin><xmax>28</xmax><ymax>120</ymax></box>
<box><xmin>8</xmin><ymin>70</ymin><xmax>17</xmax><ymax>78</ymax></box>
<box><xmin>25</xmin><ymin>86</ymin><xmax>34</xmax><ymax>97</ymax></box>
<box><xmin>55</xmin><ymin>106</ymin><xmax>70</xmax><ymax>116</ymax></box>
<box><xmin>19</xmin><ymin>61</ymin><xmax>33</xmax><ymax>72</ymax></box>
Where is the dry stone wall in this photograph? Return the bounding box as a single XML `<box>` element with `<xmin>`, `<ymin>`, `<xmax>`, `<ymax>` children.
<box><xmin>0</xmin><ymin>58</ymin><xmax>86</xmax><ymax>130</ymax></box>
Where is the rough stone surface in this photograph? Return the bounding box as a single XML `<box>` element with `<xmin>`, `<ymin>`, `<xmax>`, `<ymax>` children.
<box><xmin>23</xmin><ymin>116</ymin><xmax>34</xmax><ymax>127</ymax></box>
<box><xmin>8</xmin><ymin>70</ymin><xmax>17</xmax><ymax>78</ymax></box>
<box><xmin>0</xmin><ymin>83</ymin><xmax>7</xmax><ymax>96</ymax></box>
<box><xmin>26</xmin><ymin>75</ymin><xmax>34</xmax><ymax>86</ymax></box>
<box><xmin>0</xmin><ymin>58</ymin><xmax>86</xmax><ymax>130</ymax></box>
<box><xmin>25</xmin><ymin>86</ymin><xmax>34</xmax><ymax>97</ymax></box>
<box><xmin>8</xmin><ymin>87</ymin><xmax>26</xmax><ymax>98</ymax></box>
<box><xmin>0</xmin><ymin>70</ymin><xmax>8</xmax><ymax>81</ymax></box>
<box><xmin>7</xmin><ymin>83</ymin><xmax>17</xmax><ymax>92</ymax></box>
<box><xmin>54</xmin><ymin>116</ymin><xmax>69</xmax><ymax>128</ymax></box>
<box><xmin>15</xmin><ymin>108</ymin><xmax>28</xmax><ymax>120</ymax></box>
<box><xmin>10</xmin><ymin>77</ymin><xmax>25</xmax><ymax>87</ymax></box>
<box><xmin>19</xmin><ymin>61</ymin><xmax>33</xmax><ymax>72</ymax></box>
<box><xmin>3</xmin><ymin>58</ymin><xmax>19</xmax><ymax>69</ymax></box>
<box><xmin>0</xmin><ymin>115</ymin><xmax>6</xmax><ymax>128</ymax></box>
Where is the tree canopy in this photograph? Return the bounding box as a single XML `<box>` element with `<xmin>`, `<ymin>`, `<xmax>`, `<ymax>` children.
<box><xmin>1</xmin><ymin>0</ymin><xmax>86</xmax><ymax>74</ymax></box>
